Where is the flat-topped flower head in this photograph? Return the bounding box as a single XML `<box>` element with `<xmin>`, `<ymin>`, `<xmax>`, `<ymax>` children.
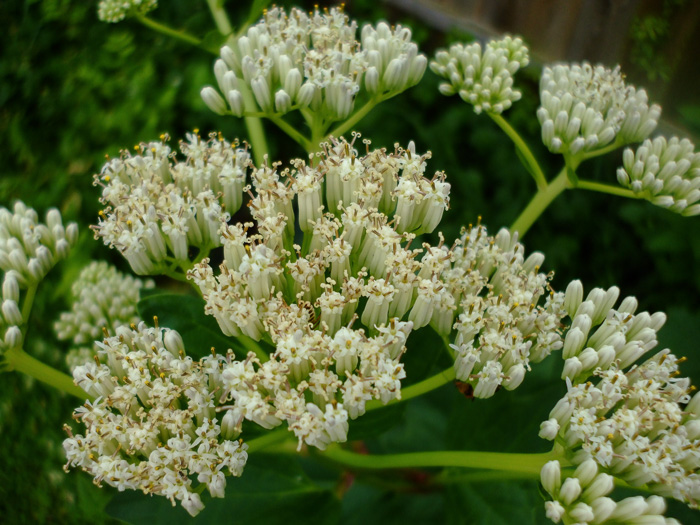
<box><xmin>55</xmin><ymin>261</ymin><xmax>154</xmax><ymax>369</ymax></box>
<box><xmin>541</xmin><ymin>350</ymin><xmax>700</xmax><ymax>510</ymax></box>
<box><xmin>448</xmin><ymin>225</ymin><xmax>567</xmax><ymax>398</ymax></box>
<box><xmin>617</xmin><ymin>136</ymin><xmax>700</xmax><ymax>216</ymax></box>
<box><xmin>0</xmin><ymin>202</ymin><xmax>78</xmax><ymax>356</ymax></box>
<box><xmin>64</xmin><ymin>323</ymin><xmax>248</xmax><ymax>516</ymax></box>
<box><xmin>431</xmin><ymin>36</ymin><xmax>529</xmax><ymax>114</ymax></box>
<box><xmin>202</xmin><ymin>6</ymin><xmax>426</xmax><ymax>122</ymax></box>
<box><xmin>538</xmin><ymin>62</ymin><xmax>660</xmax><ymax>155</ymax></box>
<box><xmin>92</xmin><ymin>132</ymin><xmax>250</xmax><ymax>274</ymax></box>
<box><xmin>98</xmin><ymin>0</ymin><xmax>157</xmax><ymax>23</ymax></box>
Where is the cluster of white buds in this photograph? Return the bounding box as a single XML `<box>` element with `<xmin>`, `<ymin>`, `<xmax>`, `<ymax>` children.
<box><xmin>617</xmin><ymin>136</ymin><xmax>700</xmax><ymax>216</ymax></box>
<box><xmin>64</xmin><ymin>323</ymin><xmax>249</xmax><ymax>517</ymax></box>
<box><xmin>97</xmin><ymin>0</ymin><xmax>157</xmax><ymax>23</ymax></box>
<box><xmin>201</xmin><ymin>6</ymin><xmax>426</xmax><ymax>120</ymax></box>
<box><xmin>93</xmin><ymin>132</ymin><xmax>250</xmax><ymax>274</ymax></box>
<box><xmin>449</xmin><ymin>226</ymin><xmax>566</xmax><ymax>398</ymax></box>
<box><xmin>557</xmin><ymin>280</ymin><xmax>665</xmax><ymax>384</ymax></box>
<box><xmin>0</xmin><ymin>202</ymin><xmax>78</xmax><ymax>355</ymax></box>
<box><xmin>538</xmin><ymin>63</ymin><xmax>660</xmax><ymax>155</ymax></box>
<box><xmin>55</xmin><ymin>261</ymin><xmax>154</xmax><ymax>370</ymax></box>
<box><xmin>540</xmin><ymin>350</ymin><xmax>700</xmax><ymax>509</ymax></box>
<box><xmin>540</xmin><ymin>459</ymin><xmax>678</xmax><ymax>524</ymax></box>
<box><xmin>431</xmin><ymin>35</ymin><xmax>529</xmax><ymax>114</ymax></box>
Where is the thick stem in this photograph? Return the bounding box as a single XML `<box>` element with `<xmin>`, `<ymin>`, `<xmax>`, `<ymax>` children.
<box><xmin>365</xmin><ymin>366</ymin><xmax>456</xmax><ymax>411</ymax></box>
<box><xmin>4</xmin><ymin>347</ymin><xmax>91</xmax><ymax>400</ymax></box>
<box><xmin>246</xmin><ymin>427</ymin><xmax>293</xmax><ymax>453</ymax></box>
<box><xmin>321</xmin><ymin>445</ymin><xmax>564</xmax><ymax>475</ymax></box>
<box><xmin>135</xmin><ymin>15</ymin><xmax>204</xmax><ymax>49</ymax></box>
<box><xmin>510</xmin><ymin>168</ymin><xmax>570</xmax><ymax>238</ymax></box>
<box><xmin>244</xmin><ymin>116</ymin><xmax>269</xmax><ymax>166</ymax></box>
<box><xmin>488</xmin><ymin>112</ymin><xmax>548</xmax><ymax>191</ymax></box>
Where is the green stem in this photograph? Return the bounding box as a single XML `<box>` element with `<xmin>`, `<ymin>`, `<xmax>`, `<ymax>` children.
<box><xmin>236</xmin><ymin>84</ymin><xmax>269</xmax><ymax>165</ymax></box>
<box><xmin>237</xmin><ymin>334</ymin><xmax>270</xmax><ymax>362</ymax></box>
<box><xmin>20</xmin><ymin>283</ymin><xmax>38</xmax><ymax>324</ymax></box>
<box><xmin>575</xmin><ymin>180</ymin><xmax>642</xmax><ymax>199</ymax></box>
<box><xmin>246</xmin><ymin>428</ymin><xmax>293</xmax><ymax>453</ymax></box>
<box><xmin>269</xmin><ymin>116</ymin><xmax>311</xmax><ymax>152</ymax></box>
<box><xmin>4</xmin><ymin>347</ymin><xmax>91</xmax><ymax>400</ymax></box>
<box><xmin>135</xmin><ymin>15</ymin><xmax>204</xmax><ymax>49</ymax></box>
<box><xmin>510</xmin><ymin>168</ymin><xmax>570</xmax><ymax>237</ymax></box>
<box><xmin>433</xmin><ymin>469</ymin><xmax>542</xmax><ymax>485</ymax></box>
<box><xmin>321</xmin><ymin>445</ymin><xmax>564</xmax><ymax>475</ymax></box>
<box><xmin>244</xmin><ymin>116</ymin><xmax>269</xmax><ymax>166</ymax></box>
<box><xmin>203</xmin><ymin>0</ymin><xmax>269</xmax><ymax>163</ymax></box>
<box><xmin>488</xmin><ymin>112</ymin><xmax>548</xmax><ymax>191</ymax></box>
<box><xmin>365</xmin><ymin>366</ymin><xmax>456</xmax><ymax>411</ymax></box>
<box><xmin>580</xmin><ymin>139</ymin><xmax>624</xmax><ymax>161</ymax></box>
<box><xmin>328</xmin><ymin>98</ymin><xmax>379</xmax><ymax>140</ymax></box>
<box><xmin>206</xmin><ymin>0</ymin><xmax>233</xmax><ymax>36</ymax></box>
<box><xmin>163</xmin><ymin>269</ymin><xmax>189</xmax><ymax>283</ymax></box>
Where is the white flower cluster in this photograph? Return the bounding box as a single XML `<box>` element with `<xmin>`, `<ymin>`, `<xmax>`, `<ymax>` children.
<box><xmin>201</xmin><ymin>6</ymin><xmax>427</xmax><ymax>120</ymax></box>
<box><xmin>540</xmin><ymin>459</ymin><xmax>678</xmax><ymax>524</ymax></box>
<box><xmin>431</xmin><ymin>36</ymin><xmax>529</xmax><ymax>114</ymax></box>
<box><xmin>55</xmin><ymin>261</ymin><xmax>154</xmax><ymax>370</ymax></box>
<box><xmin>64</xmin><ymin>323</ymin><xmax>249</xmax><ymax>517</ymax></box>
<box><xmin>617</xmin><ymin>136</ymin><xmax>700</xmax><ymax>216</ymax></box>
<box><xmin>97</xmin><ymin>0</ymin><xmax>157</xmax><ymax>23</ymax></box>
<box><xmin>93</xmin><ymin>132</ymin><xmax>250</xmax><ymax>274</ymax></box>
<box><xmin>183</xmin><ymin>137</ymin><xmax>455</xmax><ymax>443</ymax></box>
<box><xmin>449</xmin><ymin>227</ymin><xmax>566</xmax><ymax>398</ymax></box>
<box><xmin>538</xmin><ymin>63</ymin><xmax>660</xmax><ymax>155</ymax></box>
<box><xmin>557</xmin><ymin>280</ymin><xmax>665</xmax><ymax>384</ymax></box>
<box><xmin>0</xmin><ymin>202</ymin><xmax>78</xmax><ymax>355</ymax></box>
<box><xmin>541</xmin><ymin>350</ymin><xmax>700</xmax><ymax>508</ymax></box>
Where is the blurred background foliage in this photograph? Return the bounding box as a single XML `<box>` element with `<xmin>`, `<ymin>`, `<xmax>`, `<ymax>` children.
<box><xmin>1</xmin><ymin>0</ymin><xmax>698</xmax><ymax>523</ymax></box>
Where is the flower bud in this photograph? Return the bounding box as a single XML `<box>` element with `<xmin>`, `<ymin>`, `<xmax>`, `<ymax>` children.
<box><xmin>274</xmin><ymin>89</ymin><xmax>292</xmax><ymax>114</ymax></box>
<box><xmin>559</xmin><ymin>477</ymin><xmax>582</xmax><ymax>505</ymax></box>
<box><xmin>2</xmin><ymin>299</ymin><xmax>22</xmax><ymax>326</ymax></box>
<box><xmin>573</xmin><ymin>459</ymin><xmax>598</xmax><ymax>488</ymax></box>
<box><xmin>540</xmin><ymin>460</ymin><xmax>561</xmax><ymax>496</ymax></box>
<box><xmin>609</xmin><ymin>496</ymin><xmax>648</xmax><ymax>521</ymax></box>
<box><xmin>2</xmin><ymin>274</ymin><xmax>19</xmax><ymax>302</ymax></box>
<box><xmin>564</xmin><ymin>280</ymin><xmax>583</xmax><ymax>318</ymax></box>
<box><xmin>164</xmin><ymin>329</ymin><xmax>185</xmax><ymax>356</ymax></box>
<box><xmin>201</xmin><ymin>86</ymin><xmax>228</xmax><ymax>115</ymax></box>
<box><xmin>226</xmin><ymin>90</ymin><xmax>244</xmax><ymax>117</ymax></box>
<box><xmin>582</xmin><ymin>473</ymin><xmax>614</xmax><ymax>501</ymax></box>
<box><xmin>4</xmin><ymin>325</ymin><xmax>22</xmax><ymax>348</ymax></box>
<box><xmin>539</xmin><ymin>418</ymin><xmax>560</xmax><ymax>441</ymax></box>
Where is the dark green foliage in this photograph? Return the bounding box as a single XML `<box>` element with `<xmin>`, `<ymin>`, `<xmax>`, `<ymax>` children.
<box><xmin>1</xmin><ymin>0</ymin><xmax>699</xmax><ymax>523</ymax></box>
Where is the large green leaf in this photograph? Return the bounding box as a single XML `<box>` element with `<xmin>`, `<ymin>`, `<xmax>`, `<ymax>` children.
<box><xmin>106</xmin><ymin>455</ymin><xmax>340</xmax><ymax>525</ymax></box>
<box><xmin>137</xmin><ymin>292</ymin><xmax>243</xmax><ymax>359</ymax></box>
<box><xmin>444</xmin><ymin>480</ymin><xmax>543</xmax><ymax>525</ymax></box>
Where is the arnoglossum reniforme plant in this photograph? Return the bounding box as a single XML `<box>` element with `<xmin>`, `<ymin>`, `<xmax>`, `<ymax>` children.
<box><xmin>4</xmin><ymin>2</ymin><xmax>700</xmax><ymax>523</ymax></box>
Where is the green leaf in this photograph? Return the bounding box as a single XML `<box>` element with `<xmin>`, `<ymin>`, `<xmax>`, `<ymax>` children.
<box><xmin>347</xmin><ymin>402</ymin><xmax>405</xmax><ymax>441</ymax></box>
<box><xmin>444</xmin><ymin>480</ymin><xmax>543</xmax><ymax>525</ymax></box>
<box><xmin>137</xmin><ymin>292</ymin><xmax>243</xmax><ymax>359</ymax></box>
<box><xmin>341</xmin><ymin>483</ymin><xmax>445</xmax><ymax>525</ymax></box>
<box><xmin>106</xmin><ymin>455</ymin><xmax>340</xmax><ymax>525</ymax></box>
